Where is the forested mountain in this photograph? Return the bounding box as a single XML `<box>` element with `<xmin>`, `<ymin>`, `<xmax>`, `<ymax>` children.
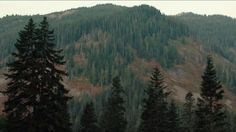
<box><xmin>0</xmin><ymin>4</ymin><xmax>236</xmax><ymax>131</ymax></box>
<box><xmin>174</xmin><ymin>13</ymin><xmax>236</xmax><ymax>92</ymax></box>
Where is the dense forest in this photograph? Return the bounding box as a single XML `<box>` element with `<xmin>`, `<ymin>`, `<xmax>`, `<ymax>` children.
<box><xmin>174</xmin><ymin>13</ymin><xmax>236</xmax><ymax>92</ymax></box>
<box><xmin>0</xmin><ymin>4</ymin><xmax>236</xmax><ymax>132</ymax></box>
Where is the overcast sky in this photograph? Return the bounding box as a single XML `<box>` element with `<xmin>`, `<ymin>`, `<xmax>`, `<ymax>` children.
<box><xmin>0</xmin><ymin>1</ymin><xmax>236</xmax><ymax>18</ymax></box>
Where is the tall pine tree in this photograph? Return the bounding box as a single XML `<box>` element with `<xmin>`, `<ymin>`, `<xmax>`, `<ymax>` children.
<box><xmin>182</xmin><ymin>92</ymin><xmax>195</xmax><ymax>132</ymax></box>
<box><xmin>31</xmin><ymin>17</ymin><xmax>71</xmax><ymax>132</ymax></box>
<box><xmin>100</xmin><ymin>76</ymin><xmax>127</xmax><ymax>132</ymax></box>
<box><xmin>167</xmin><ymin>100</ymin><xmax>179</xmax><ymax>132</ymax></box>
<box><xmin>139</xmin><ymin>67</ymin><xmax>169</xmax><ymax>132</ymax></box>
<box><xmin>196</xmin><ymin>56</ymin><xmax>228</xmax><ymax>132</ymax></box>
<box><xmin>3</xmin><ymin>17</ymin><xmax>71</xmax><ymax>132</ymax></box>
<box><xmin>3</xmin><ymin>18</ymin><xmax>37</xmax><ymax>132</ymax></box>
<box><xmin>80</xmin><ymin>101</ymin><xmax>100</xmax><ymax>132</ymax></box>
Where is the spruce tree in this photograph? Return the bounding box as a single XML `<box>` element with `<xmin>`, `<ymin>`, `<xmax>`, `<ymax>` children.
<box><xmin>3</xmin><ymin>18</ymin><xmax>37</xmax><ymax>132</ymax></box>
<box><xmin>195</xmin><ymin>56</ymin><xmax>228</xmax><ymax>132</ymax></box>
<box><xmin>182</xmin><ymin>92</ymin><xmax>195</xmax><ymax>132</ymax></box>
<box><xmin>139</xmin><ymin>67</ymin><xmax>169</xmax><ymax>132</ymax></box>
<box><xmin>167</xmin><ymin>100</ymin><xmax>179</xmax><ymax>132</ymax></box>
<box><xmin>80</xmin><ymin>102</ymin><xmax>100</xmax><ymax>132</ymax></box>
<box><xmin>100</xmin><ymin>76</ymin><xmax>127</xmax><ymax>132</ymax></box>
<box><xmin>232</xmin><ymin>113</ymin><xmax>236</xmax><ymax>132</ymax></box>
<box><xmin>3</xmin><ymin>17</ymin><xmax>71</xmax><ymax>132</ymax></box>
<box><xmin>31</xmin><ymin>17</ymin><xmax>71</xmax><ymax>132</ymax></box>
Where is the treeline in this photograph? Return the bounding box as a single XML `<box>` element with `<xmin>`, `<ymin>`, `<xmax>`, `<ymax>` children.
<box><xmin>1</xmin><ymin>4</ymin><xmax>236</xmax><ymax>102</ymax></box>
<box><xmin>0</xmin><ymin>8</ymin><xmax>236</xmax><ymax>132</ymax></box>
<box><xmin>0</xmin><ymin>4</ymin><xmax>235</xmax><ymax>93</ymax></box>
<box><xmin>62</xmin><ymin>4</ymin><xmax>188</xmax><ymax>84</ymax></box>
<box><xmin>174</xmin><ymin>13</ymin><xmax>236</xmax><ymax>93</ymax></box>
<box><xmin>0</xmin><ymin>6</ymin><xmax>191</xmax><ymax>130</ymax></box>
<box><xmin>75</xmin><ymin>56</ymin><xmax>232</xmax><ymax>132</ymax></box>
<box><xmin>0</xmin><ymin>5</ymin><xmax>188</xmax><ymax>77</ymax></box>
<box><xmin>1</xmin><ymin>18</ymin><xmax>70</xmax><ymax>132</ymax></box>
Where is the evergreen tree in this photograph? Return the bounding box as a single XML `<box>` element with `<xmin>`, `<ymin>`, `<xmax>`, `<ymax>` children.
<box><xmin>3</xmin><ymin>17</ymin><xmax>71</xmax><ymax>132</ymax></box>
<box><xmin>3</xmin><ymin>18</ymin><xmax>37</xmax><ymax>132</ymax></box>
<box><xmin>231</xmin><ymin>113</ymin><xmax>236</xmax><ymax>132</ymax></box>
<box><xmin>80</xmin><ymin>102</ymin><xmax>99</xmax><ymax>132</ymax></box>
<box><xmin>195</xmin><ymin>56</ymin><xmax>228</xmax><ymax>132</ymax></box>
<box><xmin>0</xmin><ymin>116</ymin><xmax>7</xmax><ymax>132</ymax></box>
<box><xmin>100</xmin><ymin>76</ymin><xmax>127</xmax><ymax>132</ymax></box>
<box><xmin>167</xmin><ymin>100</ymin><xmax>179</xmax><ymax>132</ymax></box>
<box><xmin>31</xmin><ymin>17</ymin><xmax>71</xmax><ymax>132</ymax></box>
<box><xmin>182</xmin><ymin>92</ymin><xmax>195</xmax><ymax>132</ymax></box>
<box><xmin>139</xmin><ymin>67</ymin><xmax>169</xmax><ymax>132</ymax></box>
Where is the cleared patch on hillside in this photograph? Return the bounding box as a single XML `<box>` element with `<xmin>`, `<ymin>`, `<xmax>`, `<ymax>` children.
<box><xmin>129</xmin><ymin>57</ymin><xmax>160</xmax><ymax>81</ymax></box>
<box><xmin>170</xmin><ymin>37</ymin><xmax>236</xmax><ymax>109</ymax></box>
<box><xmin>75</xmin><ymin>30</ymin><xmax>110</xmax><ymax>49</ymax></box>
<box><xmin>73</xmin><ymin>54</ymin><xmax>87</xmax><ymax>68</ymax></box>
<box><xmin>64</xmin><ymin>76</ymin><xmax>103</xmax><ymax>97</ymax></box>
<box><xmin>128</xmin><ymin>37</ymin><xmax>236</xmax><ymax>108</ymax></box>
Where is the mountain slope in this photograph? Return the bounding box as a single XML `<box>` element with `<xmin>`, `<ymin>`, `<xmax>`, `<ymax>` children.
<box><xmin>174</xmin><ymin>13</ymin><xmax>236</xmax><ymax>92</ymax></box>
<box><xmin>0</xmin><ymin>4</ymin><xmax>236</xmax><ymax>131</ymax></box>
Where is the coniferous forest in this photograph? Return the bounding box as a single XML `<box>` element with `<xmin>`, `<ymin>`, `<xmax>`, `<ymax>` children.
<box><xmin>0</xmin><ymin>4</ymin><xmax>236</xmax><ymax>132</ymax></box>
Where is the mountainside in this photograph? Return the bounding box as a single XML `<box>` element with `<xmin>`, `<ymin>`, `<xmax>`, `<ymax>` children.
<box><xmin>174</xmin><ymin>13</ymin><xmax>236</xmax><ymax>92</ymax></box>
<box><xmin>0</xmin><ymin>4</ymin><xmax>236</xmax><ymax>131</ymax></box>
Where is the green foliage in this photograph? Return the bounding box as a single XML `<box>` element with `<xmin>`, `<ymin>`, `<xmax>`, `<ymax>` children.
<box><xmin>231</xmin><ymin>113</ymin><xmax>236</xmax><ymax>132</ymax></box>
<box><xmin>3</xmin><ymin>18</ymin><xmax>71</xmax><ymax>132</ymax></box>
<box><xmin>100</xmin><ymin>76</ymin><xmax>127</xmax><ymax>132</ymax></box>
<box><xmin>195</xmin><ymin>56</ymin><xmax>228</xmax><ymax>132</ymax></box>
<box><xmin>1</xmin><ymin>4</ymin><xmax>236</xmax><ymax>132</ymax></box>
<box><xmin>167</xmin><ymin>100</ymin><xmax>180</xmax><ymax>132</ymax></box>
<box><xmin>0</xmin><ymin>4</ymin><xmax>187</xmax><ymax>82</ymax></box>
<box><xmin>33</xmin><ymin>17</ymin><xmax>71</xmax><ymax>132</ymax></box>
<box><xmin>0</xmin><ymin>116</ymin><xmax>7</xmax><ymax>132</ymax></box>
<box><xmin>80</xmin><ymin>101</ymin><xmax>100</xmax><ymax>132</ymax></box>
<box><xmin>139</xmin><ymin>67</ymin><xmax>170</xmax><ymax>132</ymax></box>
<box><xmin>3</xmin><ymin>18</ymin><xmax>37</xmax><ymax>132</ymax></box>
<box><xmin>175</xmin><ymin>13</ymin><xmax>236</xmax><ymax>92</ymax></box>
<box><xmin>68</xmin><ymin>93</ymin><xmax>94</xmax><ymax>132</ymax></box>
<box><xmin>181</xmin><ymin>92</ymin><xmax>195</xmax><ymax>132</ymax></box>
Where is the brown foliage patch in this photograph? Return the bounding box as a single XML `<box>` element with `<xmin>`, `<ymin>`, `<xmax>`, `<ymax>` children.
<box><xmin>64</xmin><ymin>76</ymin><xmax>103</xmax><ymax>97</ymax></box>
<box><xmin>73</xmin><ymin>54</ymin><xmax>87</xmax><ymax>68</ymax></box>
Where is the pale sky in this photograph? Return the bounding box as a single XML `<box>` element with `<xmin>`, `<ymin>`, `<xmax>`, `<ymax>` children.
<box><xmin>0</xmin><ymin>1</ymin><xmax>236</xmax><ymax>18</ymax></box>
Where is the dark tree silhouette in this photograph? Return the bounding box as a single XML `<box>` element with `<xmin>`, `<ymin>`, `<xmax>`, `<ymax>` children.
<box><xmin>3</xmin><ymin>17</ymin><xmax>71</xmax><ymax>132</ymax></box>
<box><xmin>139</xmin><ymin>67</ymin><xmax>169</xmax><ymax>132</ymax></box>
<box><xmin>80</xmin><ymin>102</ymin><xmax>100</xmax><ymax>132</ymax></box>
<box><xmin>31</xmin><ymin>17</ymin><xmax>71</xmax><ymax>132</ymax></box>
<box><xmin>182</xmin><ymin>92</ymin><xmax>195</xmax><ymax>132</ymax></box>
<box><xmin>167</xmin><ymin>100</ymin><xmax>179</xmax><ymax>132</ymax></box>
<box><xmin>196</xmin><ymin>56</ymin><xmax>228</xmax><ymax>132</ymax></box>
<box><xmin>100</xmin><ymin>76</ymin><xmax>127</xmax><ymax>132</ymax></box>
<box><xmin>3</xmin><ymin>18</ymin><xmax>37</xmax><ymax>132</ymax></box>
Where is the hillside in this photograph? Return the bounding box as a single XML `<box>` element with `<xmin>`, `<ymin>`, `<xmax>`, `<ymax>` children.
<box><xmin>0</xmin><ymin>4</ymin><xmax>236</xmax><ymax>131</ymax></box>
<box><xmin>174</xmin><ymin>13</ymin><xmax>236</xmax><ymax>92</ymax></box>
